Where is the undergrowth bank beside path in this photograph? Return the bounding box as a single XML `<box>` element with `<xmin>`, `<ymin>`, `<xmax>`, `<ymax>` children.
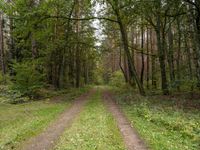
<box><xmin>0</xmin><ymin>87</ymin><xmax>90</xmax><ymax>150</ymax></box>
<box><xmin>112</xmin><ymin>87</ymin><xmax>200</xmax><ymax>150</ymax></box>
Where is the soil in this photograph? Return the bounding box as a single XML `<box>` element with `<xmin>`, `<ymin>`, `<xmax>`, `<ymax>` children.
<box><xmin>103</xmin><ymin>91</ymin><xmax>148</xmax><ymax>150</ymax></box>
<box><xmin>21</xmin><ymin>89</ymin><xmax>148</xmax><ymax>150</ymax></box>
<box><xmin>21</xmin><ymin>89</ymin><xmax>94</xmax><ymax>150</ymax></box>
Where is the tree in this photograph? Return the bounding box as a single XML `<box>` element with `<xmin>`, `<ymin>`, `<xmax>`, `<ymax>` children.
<box><xmin>106</xmin><ymin>0</ymin><xmax>145</xmax><ymax>95</ymax></box>
<box><xmin>0</xmin><ymin>11</ymin><xmax>6</xmax><ymax>78</ymax></box>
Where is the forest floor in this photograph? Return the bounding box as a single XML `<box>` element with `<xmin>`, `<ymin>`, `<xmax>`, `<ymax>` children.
<box><xmin>0</xmin><ymin>86</ymin><xmax>148</xmax><ymax>150</ymax></box>
<box><xmin>1</xmin><ymin>86</ymin><xmax>199</xmax><ymax>150</ymax></box>
<box><xmin>103</xmin><ymin>91</ymin><xmax>148</xmax><ymax>150</ymax></box>
<box><xmin>113</xmin><ymin>87</ymin><xmax>200</xmax><ymax>150</ymax></box>
<box><xmin>0</xmin><ymin>87</ymin><xmax>90</xmax><ymax>150</ymax></box>
<box><xmin>21</xmin><ymin>89</ymin><xmax>94</xmax><ymax>150</ymax></box>
<box><xmin>22</xmin><ymin>87</ymin><xmax>147</xmax><ymax>150</ymax></box>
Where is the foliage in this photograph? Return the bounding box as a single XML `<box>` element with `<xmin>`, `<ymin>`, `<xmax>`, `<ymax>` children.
<box><xmin>109</xmin><ymin>71</ymin><xmax>125</xmax><ymax>88</ymax></box>
<box><xmin>0</xmin><ymin>73</ymin><xmax>11</xmax><ymax>85</ymax></box>
<box><xmin>92</xmin><ymin>67</ymin><xmax>104</xmax><ymax>85</ymax></box>
<box><xmin>0</xmin><ymin>85</ymin><xmax>29</xmax><ymax>104</ymax></box>
<box><xmin>12</xmin><ymin>61</ymin><xmax>44</xmax><ymax>98</ymax></box>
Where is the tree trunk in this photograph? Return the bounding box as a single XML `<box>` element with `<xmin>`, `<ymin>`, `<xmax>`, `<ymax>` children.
<box><xmin>69</xmin><ymin>48</ymin><xmax>75</xmax><ymax>87</ymax></box>
<box><xmin>31</xmin><ymin>35</ymin><xmax>37</xmax><ymax>59</ymax></box>
<box><xmin>140</xmin><ymin>24</ymin><xmax>144</xmax><ymax>85</ymax></box>
<box><xmin>184</xmin><ymin>32</ymin><xmax>194</xmax><ymax>91</ymax></box>
<box><xmin>8</xmin><ymin>15</ymin><xmax>15</xmax><ymax>76</ymax></box>
<box><xmin>176</xmin><ymin>18</ymin><xmax>181</xmax><ymax>91</ymax></box>
<box><xmin>167</xmin><ymin>24</ymin><xmax>175</xmax><ymax>84</ymax></box>
<box><xmin>75</xmin><ymin>0</ymin><xmax>81</xmax><ymax>88</ymax></box>
<box><xmin>150</xmin><ymin>29</ymin><xmax>157</xmax><ymax>89</ymax></box>
<box><xmin>0</xmin><ymin>12</ymin><xmax>6</xmax><ymax>77</ymax></box>
<box><xmin>156</xmin><ymin>13</ymin><xmax>169</xmax><ymax>95</ymax></box>
<box><xmin>116</xmin><ymin>14</ymin><xmax>145</xmax><ymax>95</ymax></box>
<box><xmin>146</xmin><ymin>27</ymin><xmax>150</xmax><ymax>89</ymax></box>
<box><xmin>194</xmin><ymin>0</ymin><xmax>200</xmax><ymax>87</ymax></box>
<box><xmin>119</xmin><ymin>45</ymin><xmax>128</xmax><ymax>82</ymax></box>
<box><xmin>130</xmin><ymin>27</ymin><xmax>136</xmax><ymax>87</ymax></box>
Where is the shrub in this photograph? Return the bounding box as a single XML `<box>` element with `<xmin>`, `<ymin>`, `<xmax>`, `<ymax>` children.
<box><xmin>12</xmin><ymin>61</ymin><xmax>44</xmax><ymax>98</ymax></box>
<box><xmin>109</xmin><ymin>71</ymin><xmax>125</xmax><ymax>87</ymax></box>
<box><xmin>0</xmin><ymin>73</ymin><xmax>11</xmax><ymax>85</ymax></box>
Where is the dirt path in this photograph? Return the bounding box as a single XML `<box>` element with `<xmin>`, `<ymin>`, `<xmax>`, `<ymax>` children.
<box><xmin>22</xmin><ymin>89</ymin><xmax>94</xmax><ymax>150</ymax></box>
<box><xmin>103</xmin><ymin>91</ymin><xmax>148</xmax><ymax>150</ymax></box>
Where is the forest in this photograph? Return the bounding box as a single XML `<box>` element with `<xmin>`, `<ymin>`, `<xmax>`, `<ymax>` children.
<box><xmin>0</xmin><ymin>0</ymin><xmax>200</xmax><ymax>150</ymax></box>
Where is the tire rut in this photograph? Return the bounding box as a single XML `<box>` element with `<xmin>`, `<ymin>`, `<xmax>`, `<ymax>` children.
<box><xmin>22</xmin><ymin>89</ymin><xmax>95</xmax><ymax>150</ymax></box>
<box><xmin>103</xmin><ymin>91</ymin><xmax>148</xmax><ymax>150</ymax></box>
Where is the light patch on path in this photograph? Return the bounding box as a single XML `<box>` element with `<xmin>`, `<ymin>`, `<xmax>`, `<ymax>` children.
<box><xmin>103</xmin><ymin>91</ymin><xmax>148</xmax><ymax>150</ymax></box>
<box><xmin>22</xmin><ymin>89</ymin><xmax>94</xmax><ymax>150</ymax></box>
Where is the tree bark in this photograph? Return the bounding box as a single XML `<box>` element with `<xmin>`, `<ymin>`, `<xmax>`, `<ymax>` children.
<box><xmin>0</xmin><ymin>11</ymin><xmax>6</xmax><ymax>77</ymax></box>
<box><xmin>140</xmin><ymin>24</ymin><xmax>144</xmax><ymax>85</ymax></box>
<box><xmin>156</xmin><ymin>12</ymin><xmax>169</xmax><ymax>95</ymax></box>
<box><xmin>150</xmin><ymin>29</ymin><xmax>157</xmax><ymax>89</ymax></box>
<box><xmin>176</xmin><ymin>18</ymin><xmax>181</xmax><ymax>91</ymax></box>
<box><xmin>146</xmin><ymin>27</ymin><xmax>150</xmax><ymax>89</ymax></box>
<box><xmin>75</xmin><ymin>0</ymin><xmax>81</xmax><ymax>88</ymax></box>
<box><xmin>167</xmin><ymin>24</ymin><xmax>175</xmax><ymax>83</ymax></box>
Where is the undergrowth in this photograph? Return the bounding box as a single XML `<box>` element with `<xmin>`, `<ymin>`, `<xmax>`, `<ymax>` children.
<box><xmin>113</xmin><ymin>87</ymin><xmax>200</xmax><ymax>150</ymax></box>
<box><xmin>0</xmin><ymin>86</ymin><xmax>90</xmax><ymax>150</ymax></box>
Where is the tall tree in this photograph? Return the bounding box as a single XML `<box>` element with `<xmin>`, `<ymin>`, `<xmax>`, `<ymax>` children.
<box><xmin>0</xmin><ymin>11</ymin><xmax>6</xmax><ymax>77</ymax></box>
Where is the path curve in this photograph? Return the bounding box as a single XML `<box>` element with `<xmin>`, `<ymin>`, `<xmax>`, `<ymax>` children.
<box><xmin>103</xmin><ymin>91</ymin><xmax>148</xmax><ymax>150</ymax></box>
<box><xmin>22</xmin><ymin>89</ymin><xmax>94</xmax><ymax>150</ymax></box>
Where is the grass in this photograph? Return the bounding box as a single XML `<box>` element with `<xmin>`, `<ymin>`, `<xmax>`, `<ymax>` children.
<box><xmin>0</xmin><ymin>87</ymin><xmax>90</xmax><ymax>150</ymax></box>
<box><xmin>113</xmin><ymin>87</ymin><xmax>200</xmax><ymax>150</ymax></box>
<box><xmin>54</xmin><ymin>88</ymin><xmax>126</xmax><ymax>150</ymax></box>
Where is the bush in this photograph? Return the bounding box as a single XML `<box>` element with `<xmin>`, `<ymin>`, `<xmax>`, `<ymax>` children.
<box><xmin>109</xmin><ymin>71</ymin><xmax>125</xmax><ymax>87</ymax></box>
<box><xmin>0</xmin><ymin>73</ymin><xmax>11</xmax><ymax>85</ymax></box>
<box><xmin>0</xmin><ymin>85</ymin><xmax>29</xmax><ymax>104</ymax></box>
<box><xmin>12</xmin><ymin>61</ymin><xmax>44</xmax><ymax>98</ymax></box>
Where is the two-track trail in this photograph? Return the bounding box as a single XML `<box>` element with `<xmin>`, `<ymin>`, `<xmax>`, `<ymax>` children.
<box><xmin>22</xmin><ymin>88</ymin><xmax>148</xmax><ymax>150</ymax></box>
<box><xmin>103</xmin><ymin>91</ymin><xmax>148</xmax><ymax>150</ymax></box>
<box><xmin>22</xmin><ymin>89</ymin><xmax>95</xmax><ymax>150</ymax></box>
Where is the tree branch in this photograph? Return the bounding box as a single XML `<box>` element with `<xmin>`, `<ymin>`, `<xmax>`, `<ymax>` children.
<box><xmin>44</xmin><ymin>15</ymin><xmax>119</xmax><ymax>23</ymax></box>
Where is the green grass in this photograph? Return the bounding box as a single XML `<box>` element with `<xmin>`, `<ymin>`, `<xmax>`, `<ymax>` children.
<box><xmin>113</xmin><ymin>88</ymin><xmax>200</xmax><ymax>150</ymax></box>
<box><xmin>54</xmin><ymin>89</ymin><xmax>126</xmax><ymax>150</ymax></box>
<box><xmin>0</xmin><ymin>87</ymin><xmax>90</xmax><ymax>150</ymax></box>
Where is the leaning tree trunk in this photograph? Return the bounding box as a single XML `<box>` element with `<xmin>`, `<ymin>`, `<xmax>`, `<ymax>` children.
<box><xmin>130</xmin><ymin>27</ymin><xmax>136</xmax><ymax>87</ymax></box>
<box><xmin>119</xmin><ymin>45</ymin><xmax>128</xmax><ymax>82</ymax></box>
<box><xmin>116</xmin><ymin>13</ymin><xmax>145</xmax><ymax>95</ymax></box>
<box><xmin>108</xmin><ymin>0</ymin><xmax>145</xmax><ymax>95</ymax></box>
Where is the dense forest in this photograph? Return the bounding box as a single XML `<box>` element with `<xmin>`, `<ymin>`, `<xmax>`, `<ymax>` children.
<box><xmin>0</xmin><ymin>0</ymin><xmax>200</xmax><ymax>150</ymax></box>
<box><xmin>0</xmin><ymin>0</ymin><xmax>200</xmax><ymax>96</ymax></box>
